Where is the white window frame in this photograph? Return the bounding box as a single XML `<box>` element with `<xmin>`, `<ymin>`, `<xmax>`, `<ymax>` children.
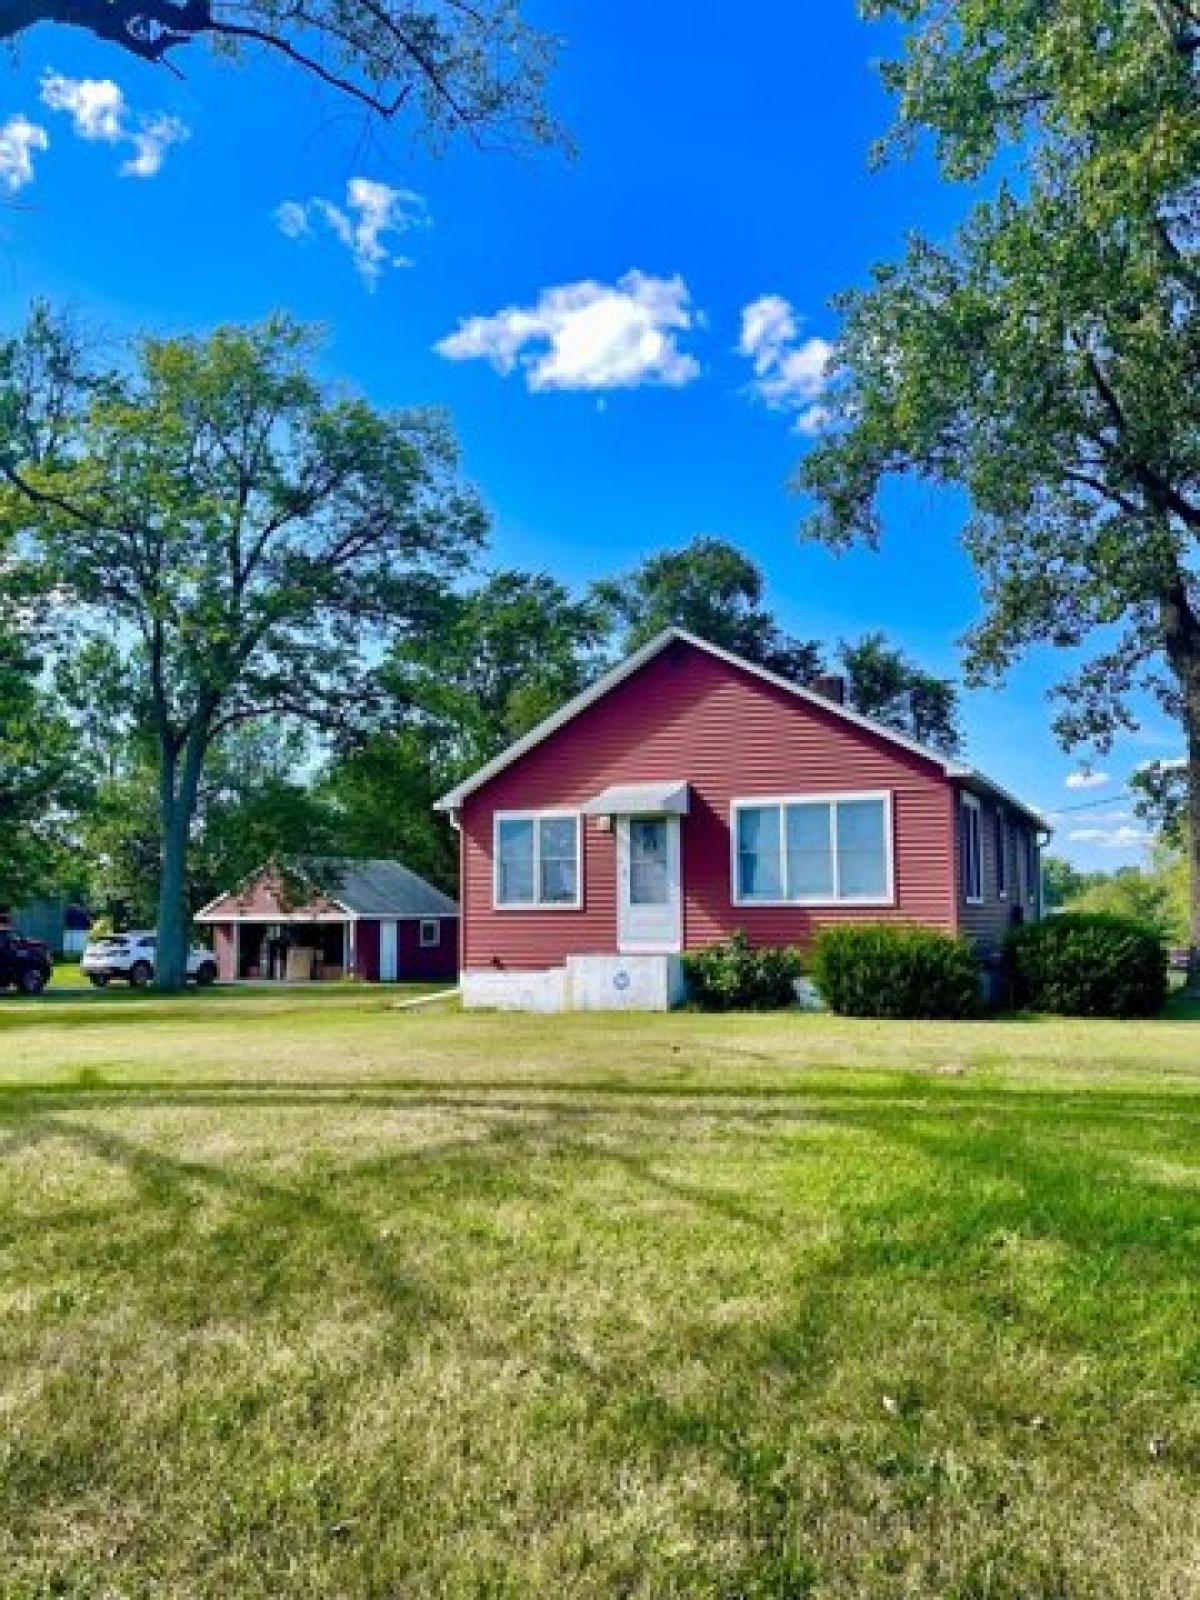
<box><xmin>493</xmin><ymin>810</ymin><xmax>584</xmax><ymax>912</ymax></box>
<box><xmin>961</xmin><ymin>793</ymin><xmax>983</xmax><ymax>905</ymax></box>
<box><xmin>730</xmin><ymin>791</ymin><xmax>895</xmax><ymax>909</ymax></box>
<box><xmin>419</xmin><ymin>918</ymin><xmax>440</xmax><ymax>948</ymax></box>
<box><xmin>995</xmin><ymin>808</ymin><xmax>1009</xmax><ymax>900</ymax></box>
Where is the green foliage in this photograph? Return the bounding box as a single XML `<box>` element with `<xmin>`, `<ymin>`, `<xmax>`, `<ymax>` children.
<box><xmin>380</xmin><ymin>570</ymin><xmax>608</xmax><ymax>788</ymax></box>
<box><xmin>0</xmin><ymin>542</ymin><xmax>80</xmax><ymax>904</ymax></box>
<box><xmin>683</xmin><ymin>931</ymin><xmax>802</xmax><ymax>1011</ymax></box>
<box><xmin>0</xmin><ymin>309</ymin><xmax>483</xmax><ymax>986</ymax></box>
<box><xmin>1041</xmin><ymin>854</ymin><xmax>1103</xmax><ymax>911</ymax></box>
<box><xmin>1006</xmin><ymin>912</ymin><xmax>1168</xmax><ymax>1018</ymax></box>
<box><xmin>1070</xmin><ymin>858</ymin><xmax>1189</xmax><ymax>946</ymax></box>
<box><xmin>320</xmin><ymin>729</ymin><xmax>457</xmax><ymax>891</ymax></box>
<box><xmin>591</xmin><ymin>536</ymin><xmax>825</xmax><ymax>683</ymax></box>
<box><xmin>800</xmin><ymin>0</ymin><xmax>1200</xmax><ymax>946</ymax></box>
<box><xmin>809</xmin><ymin>922</ymin><xmax>981</xmax><ymax>1019</ymax></box>
<box><xmin>838</xmin><ymin>631</ymin><xmax>960</xmax><ymax>755</ymax></box>
<box><xmin>0</xmin><ymin>0</ymin><xmax>562</xmax><ymax>149</ymax></box>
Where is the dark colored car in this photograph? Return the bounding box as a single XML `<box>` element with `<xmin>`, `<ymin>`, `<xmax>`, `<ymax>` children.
<box><xmin>0</xmin><ymin>928</ymin><xmax>53</xmax><ymax>995</ymax></box>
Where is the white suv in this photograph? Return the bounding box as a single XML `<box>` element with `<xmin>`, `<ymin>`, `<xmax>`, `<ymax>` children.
<box><xmin>81</xmin><ymin>931</ymin><xmax>218</xmax><ymax>988</ymax></box>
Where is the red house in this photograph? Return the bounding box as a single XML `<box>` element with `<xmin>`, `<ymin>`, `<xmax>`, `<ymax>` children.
<box><xmin>436</xmin><ymin>630</ymin><xmax>1047</xmax><ymax>1011</ymax></box>
<box><xmin>196</xmin><ymin>858</ymin><xmax>458</xmax><ymax>985</ymax></box>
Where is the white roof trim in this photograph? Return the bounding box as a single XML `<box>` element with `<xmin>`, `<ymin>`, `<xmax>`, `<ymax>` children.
<box><xmin>581</xmin><ymin>780</ymin><xmax>691</xmax><ymax>817</ymax></box>
<box><xmin>433</xmin><ymin>627</ymin><xmax>1045</xmax><ymax>828</ymax></box>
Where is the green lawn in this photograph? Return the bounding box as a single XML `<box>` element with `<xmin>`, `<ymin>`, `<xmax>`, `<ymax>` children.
<box><xmin>1</xmin><ymin>991</ymin><xmax>1198</xmax><ymax>1598</ymax></box>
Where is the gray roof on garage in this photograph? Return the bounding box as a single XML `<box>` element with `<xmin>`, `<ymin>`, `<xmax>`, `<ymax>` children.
<box><xmin>303</xmin><ymin>858</ymin><xmax>458</xmax><ymax>918</ymax></box>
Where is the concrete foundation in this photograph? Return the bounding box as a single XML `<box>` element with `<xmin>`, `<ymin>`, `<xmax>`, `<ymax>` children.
<box><xmin>462</xmin><ymin>953</ymin><xmax>687</xmax><ymax>1013</ymax></box>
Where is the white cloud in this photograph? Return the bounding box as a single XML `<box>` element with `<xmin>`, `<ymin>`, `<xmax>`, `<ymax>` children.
<box><xmin>738</xmin><ymin>293</ymin><xmax>834</xmax><ymax>434</ymax></box>
<box><xmin>1067</xmin><ymin>825</ymin><xmax>1154</xmax><ymax>849</ymax></box>
<box><xmin>0</xmin><ymin>115</ymin><xmax>48</xmax><ymax>192</ymax></box>
<box><xmin>436</xmin><ymin>271</ymin><xmax>702</xmax><ymax>392</ymax></box>
<box><xmin>39</xmin><ymin>72</ymin><xmax>188</xmax><ymax>178</ymax></box>
<box><xmin>1065</xmin><ymin>769</ymin><xmax>1110</xmax><ymax>790</ymax></box>
<box><xmin>40</xmin><ymin>73</ymin><xmax>125</xmax><ymax>141</ymax></box>
<box><xmin>121</xmin><ymin>114</ymin><xmax>188</xmax><ymax>178</ymax></box>
<box><xmin>276</xmin><ymin>178</ymin><xmax>425</xmax><ymax>286</ymax></box>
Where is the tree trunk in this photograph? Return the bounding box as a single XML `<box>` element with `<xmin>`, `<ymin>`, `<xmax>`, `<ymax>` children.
<box><xmin>154</xmin><ymin>728</ymin><xmax>206</xmax><ymax>992</ymax></box>
<box><xmin>1185</xmin><ymin>698</ymin><xmax>1200</xmax><ymax>995</ymax></box>
<box><xmin>1162</xmin><ymin>580</ymin><xmax>1200</xmax><ymax>994</ymax></box>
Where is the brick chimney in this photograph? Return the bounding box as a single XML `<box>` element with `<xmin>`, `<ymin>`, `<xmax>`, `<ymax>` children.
<box><xmin>811</xmin><ymin>672</ymin><xmax>846</xmax><ymax>706</ymax></box>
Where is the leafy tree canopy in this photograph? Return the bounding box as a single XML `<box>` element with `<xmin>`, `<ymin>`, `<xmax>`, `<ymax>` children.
<box><xmin>801</xmin><ymin>0</ymin><xmax>1200</xmax><ymax>953</ymax></box>
<box><xmin>0</xmin><ymin>0</ymin><xmax>561</xmax><ymax>144</ymax></box>
<box><xmin>0</xmin><ymin>307</ymin><xmax>484</xmax><ymax>985</ymax></box>
<box><xmin>839</xmin><ymin>631</ymin><xmax>961</xmax><ymax>755</ymax></box>
<box><xmin>379</xmin><ymin>569</ymin><xmax>609</xmax><ymax>785</ymax></box>
<box><xmin>591</xmin><ymin>536</ymin><xmax>826</xmax><ymax>685</ymax></box>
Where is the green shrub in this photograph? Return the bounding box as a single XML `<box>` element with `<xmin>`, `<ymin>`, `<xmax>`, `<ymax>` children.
<box><xmin>684</xmin><ymin>931</ymin><xmax>802</xmax><ymax>1011</ymax></box>
<box><xmin>1005</xmin><ymin>912</ymin><xmax>1167</xmax><ymax>1018</ymax></box>
<box><xmin>809</xmin><ymin>922</ymin><xmax>981</xmax><ymax>1019</ymax></box>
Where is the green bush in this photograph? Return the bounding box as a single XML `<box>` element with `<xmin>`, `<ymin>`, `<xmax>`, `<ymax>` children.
<box><xmin>1005</xmin><ymin>912</ymin><xmax>1167</xmax><ymax>1018</ymax></box>
<box><xmin>809</xmin><ymin>922</ymin><xmax>981</xmax><ymax>1019</ymax></box>
<box><xmin>684</xmin><ymin>931</ymin><xmax>802</xmax><ymax>1011</ymax></box>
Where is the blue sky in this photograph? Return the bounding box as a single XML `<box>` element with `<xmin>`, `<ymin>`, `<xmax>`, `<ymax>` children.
<box><xmin>0</xmin><ymin>1</ymin><xmax>1180</xmax><ymax>864</ymax></box>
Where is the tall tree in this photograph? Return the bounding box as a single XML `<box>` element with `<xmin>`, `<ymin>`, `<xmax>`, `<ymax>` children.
<box><xmin>839</xmin><ymin>632</ymin><xmax>961</xmax><ymax>756</ymax></box>
<box><xmin>799</xmin><ymin>1</ymin><xmax>1200</xmax><ymax>976</ymax></box>
<box><xmin>381</xmin><ymin>569</ymin><xmax>609</xmax><ymax>783</ymax></box>
<box><xmin>0</xmin><ymin>0</ymin><xmax>559</xmax><ymax>142</ymax></box>
<box><xmin>76</xmin><ymin>723</ymin><xmax>337</xmax><ymax>927</ymax></box>
<box><xmin>0</xmin><ymin>309</ymin><xmax>484</xmax><ymax>987</ymax></box>
<box><xmin>321</xmin><ymin>729</ymin><xmax>457</xmax><ymax>891</ymax></box>
<box><xmin>0</xmin><ymin>526</ymin><xmax>77</xmax><ymax>907</ymax></box>
<box><xmin>592</xmin><ymin>536</ymin><xmax>825</xmax><ymax>683</ymax></box>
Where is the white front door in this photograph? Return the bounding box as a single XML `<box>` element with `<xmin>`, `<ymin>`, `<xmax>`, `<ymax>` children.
<box><xmin>379</xmin><ymin>919</ymin><xmax>398</xmax><ymax>982</ymax></box>
<box><xmin>617</xmin><ymin>814</ymin><xmax>682</xmax><ymax>953</ymax></box>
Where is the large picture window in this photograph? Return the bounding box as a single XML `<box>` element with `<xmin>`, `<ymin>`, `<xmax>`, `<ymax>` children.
<box><xmin>494</xmin><ymin>812</ymin><xmax>581</xmax><ymax>909</ymax></box>
<box><xmin>734</xmin><ymin>793</ymin><xmax>892</xmax><ymax>905</ymax></box>
<box><xmin>961</xmin><ymin>794</ymin><xmax>983</xmax><ymax>904</ymax></box>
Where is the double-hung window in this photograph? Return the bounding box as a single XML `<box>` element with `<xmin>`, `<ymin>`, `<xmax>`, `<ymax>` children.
<box><xmin>1026</xmin><ymin>829</ymin><xmax>1039</xmax><ymax>906</ymax></box>
<box><xmin>961</xmin><ymin>794</ymin><xmax>983</xmax><ymax>904</ymax></box>
<box><xmin>734</xmin><ymin>793</ymin><xmax>892</xmax><ymax>905</ymax></box>
<box><xmin>494</xmin><ymin>812</ymin><xmax>581</xmax><ymax>909</ymax></box>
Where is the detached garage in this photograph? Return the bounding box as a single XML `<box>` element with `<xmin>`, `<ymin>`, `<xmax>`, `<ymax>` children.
<box><xmin>196</xmin><ymin>858</ymin><xmax>458</xmax><ymax>985</ymax></box>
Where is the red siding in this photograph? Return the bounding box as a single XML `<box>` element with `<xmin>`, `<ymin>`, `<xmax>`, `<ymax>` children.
<box><xmin>201</xmin><ymin>868</ymin><xmax>344</xmax><ymax>921</ymax></box>
<box><xmin>397</xmin><ymin>917</ymin><xmax>459</xmax><ymax>982</ymax></box>
<box><xmin>460</xmin><ymin>638</ymin><xmax>959</xmax><ymax>971</ymax></box>
<box><xmin>355</xmin><ymin>919</ymin><xmax>380</xmax><ymax>981</ymax></box>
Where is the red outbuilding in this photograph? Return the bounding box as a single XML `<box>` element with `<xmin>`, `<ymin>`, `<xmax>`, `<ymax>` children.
<box><xmin>435</xmin><ymin>629</ymin><xmax>1047</xmax><ymax>1011</ymax></box>
<box><xmin>196</xmin><ymin>858</ymin><xmax>458</xmax><ymax>985</ymax></box>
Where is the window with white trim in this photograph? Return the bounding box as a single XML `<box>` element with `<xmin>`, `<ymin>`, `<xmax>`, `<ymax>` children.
<box><xmin>995</xmin><ymin>809</ymin><xmax>1008</xmax><ymax>899</ymax></box>
<box><xmin>419</xmin><ymin>919</ymin><xmax>440</xmax><ymax>948</ymax></box>
<box><xmin>494</xmin><ymin>812</ymin><xmax>581</xmax><ymax>908</ymax></box>
<box><xmin>734</xmin><ymin>794</ymin><xmax>892</xmax><ymax>905</ymax></box>
<box><xmin>961</xmin><ymin>794</ymin><xmax>983</xmax><ymax>903</ymax></box>
<box><xmin>1026</xmin><ymin>829</ymin><xmax>1039</xmax><ymax>904</ymax></box>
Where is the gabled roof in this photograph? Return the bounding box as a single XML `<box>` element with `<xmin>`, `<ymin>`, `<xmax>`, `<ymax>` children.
<box><xmin>434</xmin><ymin>627</ymin><xmax>1049</xmax><ymax>831</ymax></box>
<box><xmin>196</xmin><ymin>857</ymin><xmax>458</xmax><ymax>922</ymax></box>
<box><xmin>307</xmin><ymin>859</ymin><xmax>459</xmax><ymax>918</ymax></box>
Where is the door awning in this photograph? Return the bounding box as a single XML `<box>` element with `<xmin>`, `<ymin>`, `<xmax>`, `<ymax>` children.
<box><xmin>581</xmin><ymin>781</ymin><xmax>691</xmax><ymax>817</ymax></box>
